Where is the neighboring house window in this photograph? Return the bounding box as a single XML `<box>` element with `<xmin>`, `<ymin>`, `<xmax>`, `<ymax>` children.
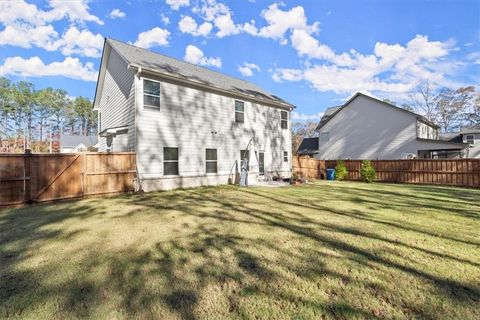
<box><xmin>235</xmin><ymin>100</ymin><xmax>245</xmax><ymax>123</ymax></box>
<box><xmin>283</xmin><ymin>151</ymin><xmax>288</xmax><ymax>162</ymax></box>
<box><xmin>163</xmin><ymin>147</ymin><xmax>178</xmax><ymax>175</ymax></box>
<box><xmin>320</xmin><ymin>132</ymin><xmax>330</xmax><ymax>142</ymax></box>
<box><xmin>206</xmin><ymin>149</ymin><xmax>217</xmax><ymax>173</ymax></box>
<box><xmin>281</xmin><ymin>111</ymin><xmax>288</xmax><ymax>129</ymax></box>
<box><xmin>466</xmin><ymin>135</ymin><xmax>475</xmax><ymax>144</ymax></box>
<box><xmin>143</xmin><ymin>79</ymin><xmax>160</xmax><ymax>110</ymax></box>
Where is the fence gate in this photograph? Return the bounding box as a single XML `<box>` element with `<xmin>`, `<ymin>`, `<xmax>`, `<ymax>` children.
<box><xmin>30</xmin><ymin>154</ymin><xmax>83</xmax><ymax>202</ymax></box>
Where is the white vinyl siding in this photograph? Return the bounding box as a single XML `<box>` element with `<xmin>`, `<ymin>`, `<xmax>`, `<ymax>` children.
<box><xmin>136</xmin><ymin>77</ymin><xmax>291</xmax><ymax>181</ymax></box>
<box><xmin>97</xmin><ymin>48</ymin><xmax>135</xmax><ymax>152</ymax></box>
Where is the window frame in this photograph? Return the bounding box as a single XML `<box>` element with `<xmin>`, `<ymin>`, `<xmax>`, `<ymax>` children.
<box><xmin>320</xmin><ymin>132</ymin><xmax>330</xmax><ymax>142</ymax></box>
<box><xmin>163</xmin><ymin>147</ymin><xmax>179</xmax><ymax>176</ymax></box>
<box><xmin>465</xmin><ymin>135</ymin><xmax>475</xmax><ymax>144</ymax></box>
<box><xmin>280</xmin><ymin>111</ymin><xmax>288</xmax><ymax>129</ymax></box>
<box><xmin>235</xmin><ymin>100</ymin><xmax>245</xmax><ymax>123</ymax></box>
<box><xmin>283</xmin><ymin>151</ymin><xmax>288</xmax><ymax>162</ymax></box>
<box><xmin>205</xmin><ymin>148</ymin><xmax>218</xmax><ymax>174</ymax></box>
<box><xmin>143</xmin><ymin>78</ymin><xmax>161</xmax><ymax>111</ymax></box>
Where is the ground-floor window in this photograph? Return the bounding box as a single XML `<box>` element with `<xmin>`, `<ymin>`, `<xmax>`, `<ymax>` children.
<box><xmin>283</xmin><ymin>151</ymin><xmax>288</xmax><ymax>162</ymax></box>
<box><xmin>206</xmin><ymin>149</ymin><xmax>217</xmax><ymax>173</ymax></box>
<box><xmin>163</xmin><ymin>147</ymin><xmax>179</xmax><ymax>175</ymax></box>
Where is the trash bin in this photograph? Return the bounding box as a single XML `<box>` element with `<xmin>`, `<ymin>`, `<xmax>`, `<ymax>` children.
<box><xmin>326</xmin><ymin>168</ymin><xmax>335</xmax><ymax>181</ymax></box>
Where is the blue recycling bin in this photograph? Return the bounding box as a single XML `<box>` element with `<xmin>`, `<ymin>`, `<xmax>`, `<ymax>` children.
<box><xmin>326</xmin><ymin>168</ymin><xmax>335</xmax><ymax>181</ymax></box>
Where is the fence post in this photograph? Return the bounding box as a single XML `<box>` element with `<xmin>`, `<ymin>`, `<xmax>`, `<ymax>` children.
<box><xmin>24</xmin><ymin>149</ymin><xmax>31</xmax><ymax>203</ymax></box>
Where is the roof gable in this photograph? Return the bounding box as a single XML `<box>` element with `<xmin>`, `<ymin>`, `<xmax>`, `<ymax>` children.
<box><xmin>316</xmin><ymin>92</ymin><xmax>439</xmax><ymax>131</ymax></box>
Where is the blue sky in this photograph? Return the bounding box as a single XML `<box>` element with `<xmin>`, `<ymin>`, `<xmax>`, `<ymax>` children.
<box><xmin>0</xmin><ymin>0</ymin><xmax>479</xmax><ymax>121</ymax></box>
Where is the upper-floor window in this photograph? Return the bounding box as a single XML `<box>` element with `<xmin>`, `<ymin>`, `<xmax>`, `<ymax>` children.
<box><xmin>163</xmin><ymin>147</ymin><xmax>179</xmax><ymax>175</ymax></box>
<box><xmin>281</xmin><ymin>111</ymin><xmax>288</xmax><ymax>129</ymax></box>
<box><xmin>283</xmin><ymin>151</ymin><xmax>288</xmax><ymax>162</ymax></box>
<box><xmin>466</xmin><ymin>135</ymin><xmax>475</xmax><ymax>144</ymax></box>
<box><xmin>235</xmin><ymin>100</ymin><xmax>244</xmax><ymax>123</ymax></box>
<box><xmin>320</xmin><ymin>132</ymin><xmax>330</xmax><ymax>142</ymax></box>
<box><xmin>143</xmin><ymin>79</ymin><xmax>160</xmax><ymax>110</ymax></box>
<box><xmin>206</xmin><ymin>149</ymin><xmax>218</xmax><ymax>173</ymax></box>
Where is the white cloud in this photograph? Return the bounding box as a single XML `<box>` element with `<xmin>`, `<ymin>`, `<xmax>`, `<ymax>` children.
<box><xmin>108</xmin><ymin>9</ymin><xmax>126</xmax><ymax>19</ymax></box>
<box><xmin>166</xmin><ymin>0</ymin><xmax>190</xmax><ymax>10</ymax></box>
<box><xmin>258</xmin><ymin>3</ymin><xmax>319</xmax><ymax>43</ymax></box>
<box><xmin>0</xmin><ymin>0</ymin><xmax>103</xmax><ymax>26</ymax></box>
<box><xmin>161</xmin><ymin>13</ymin><xmax>170</xmax><ymax>25</ymax></box>
<box><xmin>178</xmin><ymin>16</ymin><xmax>212</xmax><ymax>36</ymax></box>
<box><xmin>273</xmin><ymin>35</ymin><xmax>458</xmax><ymax>98</ymax></box>
<box><xmin>134</xmin><ymin>27</ymin><xmax>170</xmax><ymax>48</ymax></box>
<box><xmin>0</xmin><ymin>23</ymin><xmax>58</xmax><ymax>50</ymax></box>
<box><xmin>0</xmin><ymin>0</ymin><xmax>104</xmax><ymax>57</ymax></box>
<box><xmin>291</xmin><ymin>111</ymin><xmax>324</xmax><ymax>121</ymax></box>
<box><xmin>184</xmin><ymin>45</ymin><xmax>222</xmax><ymax>67</ymax></box>
<box><xmin>0</xmin><ymin>56</ymin><xmax>98</xmax><ymax>81</ymax></box>
<box><xmin>55</xmin><ymin>26</ymin><xmax>104</xmax><ymax>58</ymax></box>
<box><xmin>238</xmin><ymin>63</ymin><xmax>260</xmax><ymax>76</ymax></box>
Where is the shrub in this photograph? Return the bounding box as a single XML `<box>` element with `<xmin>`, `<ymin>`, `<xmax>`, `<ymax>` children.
<box><xmin>360</xmin><ymin>160</ymin><xmax>376</xmax><ymax>183</ymax></box>
<box><xmin>335</xmin><ymin>160</ymin><xmax>348</xmax><ymax>181</ymax></box>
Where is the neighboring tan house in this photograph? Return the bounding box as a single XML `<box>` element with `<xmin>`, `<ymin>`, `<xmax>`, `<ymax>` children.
<box><xmin>297</xmin><ymin>92</ymin><xmax>469</xmax><ymax>159</ymax></box>
<box><xmin>60</xmin><ymin>135</ymin><xmax>98</xmax><ymax>153</ymax></box>
<box><xmin>93</xmin><ymin>38</ymin><xmax>294</xmax><ymax>191</ymax></box>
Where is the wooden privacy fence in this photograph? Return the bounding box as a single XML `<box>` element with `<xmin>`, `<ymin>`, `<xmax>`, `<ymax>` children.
<box><xmin>0</xmin><ymin>151</ymin><xmax>136</xmax><ymax>206</ymax></box>
<box><xmin>293</xmin><ymin>156</ymin><xmax>480</xmax><ymax>188</ymax></box>
<box><xmin>292</xmin><ymin>156</ymin><xmax>325</xmax><ymax>179</ymax></box>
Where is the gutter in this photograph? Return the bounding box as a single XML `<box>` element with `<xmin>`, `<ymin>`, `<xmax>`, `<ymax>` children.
<box><xmin>127</xmin><ymin>63</ymin><xmax>295</xmax><ymax>111</ymax></box>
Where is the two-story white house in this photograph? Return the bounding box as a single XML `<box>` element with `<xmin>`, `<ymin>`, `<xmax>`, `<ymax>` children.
<box><xmin>93</xmin><ymin>38</ymin><xmax>294</xmax><ymax>191</ymax></box>
<box><xmin>298</xmin><ymin>92</ymin><xmax>469</xmax><ymax>159</ymax></box>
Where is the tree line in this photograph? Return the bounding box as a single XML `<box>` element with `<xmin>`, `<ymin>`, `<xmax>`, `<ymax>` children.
<box><xmin>293</xmin><ymin>84</ymin><xmax>480</xmax><ymax>153</ymax></box>
<box><xmin>0</xmin><ymin>77</ymin><xmax>97</xmax><ymax>153</ymax></box>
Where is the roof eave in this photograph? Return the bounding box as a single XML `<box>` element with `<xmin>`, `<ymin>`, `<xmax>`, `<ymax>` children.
<box><xmin>128</xmin><ymin>63</ymin><xmax>295</xmax><ymax>110</ymax></box>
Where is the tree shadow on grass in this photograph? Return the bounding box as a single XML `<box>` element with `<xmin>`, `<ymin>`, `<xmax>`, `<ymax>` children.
<box><xmin>1</xmin><ymin>184</ymin><xmax>479</xmax><ymax>319</ymax></box>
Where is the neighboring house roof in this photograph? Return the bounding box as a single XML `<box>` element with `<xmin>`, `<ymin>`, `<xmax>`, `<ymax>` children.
<box><xmin>316</xmin><ymin>92</ymin><xmax>439</xmax><ymax>131</ymax></box>
<box><xmin>439</xmin><ymin>132</ymin><xmax>463</xmax><ymax>143</ymax></box>
<box><xmin>297</xmin><ymin>137</ymin><xmax>319</xmax><ymax>155</ymax></box>
<box><xmin>100</xmin><ymin>38</ymin><xmax>294</xmax><ymax>109</ymax></box>
<box><xmin>317</xmin><ymin>106</ymin><xmax>341</xmax><ymax>129</ymax></box>
<box><xmin>460</xmin><ymin>124</ymin><xmax>480</xmax><ymax>134</ymax></box>
<box><xmin>60</xmin><ymin>135</ymin><xmax>97</xmax><ymax>148</ymax></box>
<box><xmin>416</xmin><ymin>137</ymin><xmax>468</xmax><ymax>147</ymax></box>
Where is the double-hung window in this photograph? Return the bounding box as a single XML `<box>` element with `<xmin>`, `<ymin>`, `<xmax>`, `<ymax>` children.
<box><xmin>235</xmin><ymin>100</ymin><xmax>245</xmax><ymax>123</ymax></box>
<box><xmin>206</xmin><ymin>149</ymin><xmax>218</xmax><ymax>173</ymax></box>
<box><xmin>163</xmin><ymin>147</ymin><xmax>179</xmax><ymax>175</ymax></box>
<box><xmin>283</xmin><ymin>151</ymin><xmax>288</xmax><ymax>162</ymax></box>
<box><xmin>320</xmin><ymin>132</ymin><xmax>330</xmax><ymax>142</ymax></box>
<box><xmin>466</xmin><ymin>135</ymin><xmax>475</xmax><ymax>144</ymax></box>
<box><xmin>143</xmin><ymin>79</ymin><xmax>160</xmax><ymax>110</ymax></box>
<box><xmin>281</xmin><ymin>111</ymin><xmax>288</xmax><ymax>129</ymax></box>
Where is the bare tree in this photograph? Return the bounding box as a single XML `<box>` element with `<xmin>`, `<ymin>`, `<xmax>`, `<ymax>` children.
<box><xmin>434</xmin><ymin>86</ymin><xmax>475</xmax><ymax>132</ymax></box>
<box><xmin>410</xmin><ymin>81</ymin><xmax>436</xmax><ymax>122</ymax></box>
<box><xmin>292</xmin><ymin>121</ymin><xmax>318</xmax><ymax>154</ymax></box>
<box><xmin>464</xmin><ymin>91</ymin><xmax>480</xmax><ymax>126</ymax></box>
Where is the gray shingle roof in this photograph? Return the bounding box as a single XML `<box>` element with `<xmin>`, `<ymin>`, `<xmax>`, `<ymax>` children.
<box><xmin>60</xmin><ymin>135</ymin><xmax>97</xmax><ymax>147</ymax></box>
<box><xmin>106</xmin><ymin>38</ymin><xmax>293</xmax><ymax>108</ymax></box>
<box><xmin>297</xmin><ymin>137</ymin><xmax>319</xmax><ymax>154</ymax></box>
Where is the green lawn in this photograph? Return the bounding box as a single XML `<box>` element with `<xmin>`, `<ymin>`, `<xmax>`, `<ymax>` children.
<box><xmin>1</xmin><ymin>181</ymin><xmax>479</xmax><ymax>319</ymax></box>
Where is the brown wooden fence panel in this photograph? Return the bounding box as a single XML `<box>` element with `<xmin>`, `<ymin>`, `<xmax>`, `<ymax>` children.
<box><xmin>0</xmin><ymin>152</ymin><xmax>136</xmax><ymax>207</ymax></box>
<box><xmin>0</xmin><ymin>154</ymin><xmax>26</xmax><ymax>205</ymax></box>
<box><xmin>294</xmin><ymin>156</ymin><xmax>480</xmax><ymax>188</ymax></box>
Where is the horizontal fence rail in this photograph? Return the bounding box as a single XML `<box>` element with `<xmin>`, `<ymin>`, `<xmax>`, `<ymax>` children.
<box><xmin>293</xmin><ymin>156</ymin><xmax>480</xmax><ymax>188</ymax></box>
<box><xmin>0</xmin><ymin>151</ymin><xmax>136</xmax><ymax>207</ymax></box>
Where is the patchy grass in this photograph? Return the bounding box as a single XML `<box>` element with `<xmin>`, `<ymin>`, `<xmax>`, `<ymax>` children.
<box><xmin>1</xmin><ymin>181</ymin><xmax>479</xmax><ymax>319</ymax></box>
